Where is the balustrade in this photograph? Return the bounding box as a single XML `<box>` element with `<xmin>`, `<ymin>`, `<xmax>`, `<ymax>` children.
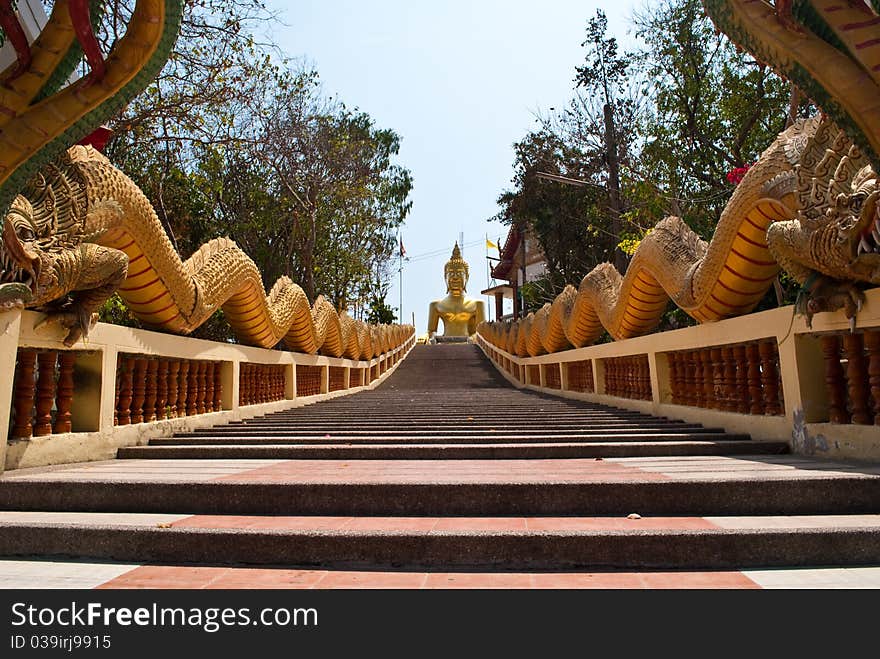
<box><xmin>565</xmin><ymin>360</ymin><xmax>594</xmax><ymax>394</ymax></box>
<box><xmin>239</xmin><ymin>363</ymin><xmax>286</xmax><ymax>406</ymax></box>
<box><xmin>11</xmin><ymin>349</ymin><xmax>88</xmax><ymax>438</ymax></box>
<box><xmin>543</xmin><ymin>364</ymin><xmax>561</xmax><ymax>390</ymax></box>
<box><xmin>527</xmin><ymin>365</ymin><xmax>540</xmax><ymax>386</ymax></box>
<box><xmin>665</xmin><ymin>339</ymin><xmax>783</xmax><ymax>416</ymax></box>
<box><xmin>114</xmin><ymin>356</ymin><xmax>226</xmax><ymax>424</ymax></box>
<box><xmin>603</xmin><ymin>355</ymin><xmax>651</xmax><ymax>401</ymax></box>
<box><xmin>820</xmin><ymin>329</ymin><xmax>880</xmax><ymax>425</ymax></box>
<box><xmin>296</xmin><ymin>365</ymin><xmax>323</xmax><ymax>397</ymax></box>
<box><xmin>329</xmin><ymin>366</ymin><xmax>347</xmax><ymax>392</ymax></box>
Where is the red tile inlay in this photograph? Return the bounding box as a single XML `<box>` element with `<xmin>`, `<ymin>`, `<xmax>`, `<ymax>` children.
<box><xmin>211</xmin><ymin>459</ymin><xmax>670</xmax><ymax>484</ymax></box>
<box><xmin>98</xmin><ymin>566</ymin><xmax>761</xmax><ymax>589</ymax></box>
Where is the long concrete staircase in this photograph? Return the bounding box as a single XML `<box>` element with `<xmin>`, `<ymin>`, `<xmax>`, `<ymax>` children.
<box><xmin>1</xmin><ymin>344</ymin><xmax>879</xmax><ymax>574</ymax></box>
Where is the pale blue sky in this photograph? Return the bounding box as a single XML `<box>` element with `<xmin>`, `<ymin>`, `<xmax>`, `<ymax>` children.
<box><xmin>267</xmin><ymin>1</ymin><xmax>641</xmax><ymax>333</ymax></box>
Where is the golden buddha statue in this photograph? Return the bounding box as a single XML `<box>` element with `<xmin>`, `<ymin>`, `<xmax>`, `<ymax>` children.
<box><xmin>427</xmin><ymin>243</ymin><xmax>486</xmax><ymax>341</ymax></box>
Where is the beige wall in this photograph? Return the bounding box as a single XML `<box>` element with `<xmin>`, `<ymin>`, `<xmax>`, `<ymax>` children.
<box><xmin>478</xmin><ymin>287</ymin><xmax>880</xmax><ymax>463</ymax></box>
<box><xmin>1</xmin><ymin>310</ymin><xmax>414</xmax><ymax>471</ymax></box>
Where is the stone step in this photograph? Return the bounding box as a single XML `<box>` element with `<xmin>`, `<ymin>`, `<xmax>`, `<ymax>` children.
<box><xmin>117</xmin><ymin>440</ymin><xmax>790</xmax><ymax>460</ymax></box>
<box><xmin>176</xmin><ymin>426</ymin><xmax>724</xmax><ymax>438</ymax></box>
<box><xmin>0</xmin><ymin>513</ymin><xmax>878</xmax><ymax>569</ymax></box>
<box><xmin>206</xmin><ymin>421</ymin><xmax>702</xmax><ymax>431</ymax></box>
<box><xmin>0</xmin><ymin>472</ymin><xmax>880</xmax><ymax>516</ymax></box>
<box><xmin>146</xmin><ymin>432</ymin><xmax>753</xmax><ymax>445</ymax></box>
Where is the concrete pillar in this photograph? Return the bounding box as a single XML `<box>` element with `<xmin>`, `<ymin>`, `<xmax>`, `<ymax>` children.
<box><xmin>0</xmin><ymin>309</ymin><xmax>22</xmax><ymax>474</ymax></box>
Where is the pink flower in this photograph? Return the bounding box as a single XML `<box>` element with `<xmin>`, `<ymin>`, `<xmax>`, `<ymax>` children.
<box><xmin>726</xmin><ymin>163</ymin><xmax>753</xmax><ymax>186</ymax></box>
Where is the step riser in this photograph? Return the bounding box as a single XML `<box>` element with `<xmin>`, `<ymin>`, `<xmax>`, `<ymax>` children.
<box><xmin>148</xmin><ymin>434</ymin><xmax>751</xmax><ymax>445</ymax></box>
<box><xmin>116</xmin><ymin>441</ymin><xmax>790</xmax><ymax>460</ymax></box>
<box><xmin>0</xmin><ymin>525</ymin><xmax>877</xmax><ymax>569</ymax></box>
<box><xmin>189</xmin><ymin>425</ymin><xmax>708</xmax><ymax>435</ymax></box>
<box><xmin>1</xmin><ymin>480</ymin><xmax>876</xmax><ymax>516</ymax></box>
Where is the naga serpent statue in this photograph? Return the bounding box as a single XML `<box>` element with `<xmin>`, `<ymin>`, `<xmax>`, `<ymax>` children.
<box><xmin>480</xmin><ymin>0</ymin><xmax>880</xmax><ymax>357</ymax></box>
<box><xmin>0</xmin><ymin>1</ymin><xmax>412</xmax><ymax>355</ymax></box>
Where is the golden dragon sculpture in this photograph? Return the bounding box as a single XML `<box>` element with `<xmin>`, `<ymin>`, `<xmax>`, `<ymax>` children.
<box><xmin>480</xmin><ymin>0</ymin><xmax>880</xmax><ymax>357</ymax></box>
<box><xmin>0</xmin><ymin>1</ymin><xmax>412</xmax><ymax>356</ymax></box>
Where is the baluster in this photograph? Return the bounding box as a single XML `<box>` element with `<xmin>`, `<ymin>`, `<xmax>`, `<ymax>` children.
<box><xmin>196</xmin><ymin>361</ymin><xmax>207</xmax><ymax>414</ymax></box>
<box><xmin>719</xmin><ymin>346</ymin><xmax>735</xmax><ymax>412</ymax></box>
<box><xmin>700</xmin><ymin>349</ymin><xmax>713</xmax><ymax>409</ymax></box>
<box><xmin>746</xmin><ymin>343</ymin><xmax>765</xmax><ymax>415</ymax></box>
<box><xmin>155</xmin><ymin>359</ymin><xmax>169</xmax><ymax>421</ymax></box>
<box><xmin>843</xmin><ymin>333</ymin><xmax>871</xmax><ymax>424</ymax></box>
<box><xmin>667</xmin><ymin>353</ymin><xmax>680</xmax><ymax>404</ymax></box>
<box><xmin>167</xmin><ymin>360</ymin><xmax>180</xmax><ymax>418</ymax></box>
<box><xmin>205</xmin><ymin>362</ymin><xmax>215</xmax><ymax>412</ymax></box>
<box><xmin>143</xmin><ymin>359</ymin><xmax>158</xmax><ymax>422</ymax></box>
<box><xmin>33</xmin><ymin>351</ymin><xmax>58</xmax><ymax>436</ymax></box>
<box><xmin>733</xmin><ymin>344</ymin><xmax>750</xmax><ymax>414</ymax></box>
<box><xmin>639</xmin><ymin>356</ymin><xmax>650</xmax><ymax>400</ymax></box>
<box><xmin>129</xmin><ymin>358</ymin><xmax>147</xmax><ymax>423</ymax></box>
<box><xmin>54</xmin><ymin>351</ymin><xmax>76</xmax><ymax>434</ymax></box>
<box><xmin>114</xmin><ymin>367</ymin><xmax>120</xmax><ymax>426</ymax></box>
<box><xmin>866</xmin><ymin>331</ymin><xmax>880</xmax><ymax>425</ymax></box>
<box><xmin>213</xmin><ymin>362</ymin><xmax>223</xmax><ymax>410</ymax></box>
<box><xmin>11</xmin><ymin>349</ymin><xmax>37</xmax><ymax>438</ymax></box>
<box><xmin>177</xmin><ymin>360</ymin><xmax>190</xmax><ymax>417</ymax></box>
<box><xmin>116</xmin><ymin>356</ymin><xmax>134</xmax><ymax>426</ymax></box>
<box><xmin>759</xmin><ymin>341</ymin><xmax>782</xmax><ymax>416</ymax></box>
<box><xmin>690</xmin><ymin>351</ymin><xmax>702</xmax><ymax>407</ymax></box>
<box><xmin>707</xmin><ymin>347</ymin><xmax>722</xmax><ymax>411</ymax></box>
<box><xmin>187</xmin><ymin>361</ymin><xmax>198</xmax><ymax>416</ymax></box>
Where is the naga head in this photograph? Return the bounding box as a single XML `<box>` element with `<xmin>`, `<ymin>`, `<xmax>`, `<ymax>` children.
<box><xmin>835</xmin><ymin>165</ymin><xmax>880</xmax><ymax>281</ymax></box>
<box><xmin>0</xmin><ymin>193</ymin><xmax>77</xmax><ymax>310</ymax></box>
<box><xmin>0</xmin><ymin>196</ymin><xmax>40</xmax><ymax>310</ymax></box>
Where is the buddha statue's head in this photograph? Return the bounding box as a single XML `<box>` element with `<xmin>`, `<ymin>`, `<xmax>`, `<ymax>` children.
<box><xmin>444</xmin><ymin>243</ymin><xmax>469</xmax><ymax>296</ymax></box>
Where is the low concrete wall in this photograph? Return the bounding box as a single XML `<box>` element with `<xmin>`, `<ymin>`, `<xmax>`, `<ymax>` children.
<box><xmin>478</xmin><ymin>287</ymin><xmax>880</xmax><ymax>463</ymax></box>
<box><xmin>1</xmin><ymin>309</ymin><xmax>415</xmax><ymax>472</ymax></box>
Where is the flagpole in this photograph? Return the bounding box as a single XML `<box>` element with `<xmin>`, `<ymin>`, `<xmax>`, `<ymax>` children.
<box><xmin>485</xmin><ymin>233</ymin><xmax>491</xmax><ymax>321</ymax></box>
<box><xmin>398</xmin><ymin>232</ymin><xmax>403</xmax><ymax>324</ymax></box>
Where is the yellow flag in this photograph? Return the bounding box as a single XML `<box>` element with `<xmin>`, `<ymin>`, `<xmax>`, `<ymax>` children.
<box><xmin>486</xmin><ymin>238</ymin><xmax>498</xmax><ymax>250</ymax></box>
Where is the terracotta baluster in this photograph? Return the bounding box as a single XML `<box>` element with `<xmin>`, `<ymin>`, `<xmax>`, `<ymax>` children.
<box><xmin>719</xmin><ymin>346</ymin><xmax>735</xmax><ymax>412</ymax></box>
<box><xmin>187</xmin><ymin>361</ymin><xmax>198</xmax><ymax>416</ymax></box>
<box><xmin>143</xmin><ymin>359</ymin><xmax>159</xmax><ymax>422</ymax></box>
<box><xmin>707</xmin><ymin>347</ymin><xmax>722</xmax><ymax>411</ymax></box>
<box><xmin>114</xmin><ymin>367</ymin><xmax>120</xmax><ymax>426</ymax></box>
<box><xmin>213</xmin><ymin>362</ymin><xmax>223</xmax><ymax>410</ymax></box>
<box><xmin>167</xmin><ymin>360</ymin><xmax>180</xmax><ymax>418</ymax></box>
<box><xmin>638</xmin><ymin>356</ymin><xmax>649</xmax><ymax>400</ymax></box>
<box><xmin>701</xmin><ymin>349</ymin><xmax>713</xmax><ymax>409</ymax></box>
<box><xmin>116</xmin><ymin>356</ymin><xmax>134</xmax><ymax>426</ymax></box>
<box><xmin>129</xmin><ymin>358</ymin><xmax>148</xmax><ymax>424</ymax></box>
<box><xmin>689</xmin><ymin>351</ymin><xmax>702</xmax><ymax>407</ymax></box>
<box><xmin>196</xmin><ymin>361</ymin><xmax>207</xmax><ymax>414</ymax></box>
<box><xmin>733</xmin><ymin>344</ymin><xmax>750</xmax><ymax>414</ymax></box>
<box><xmin>34</xmin><ymin>351</ymin><xmax>57</xmax><ymax>436</ymax></box>
<box><xmin>746</xmin><ymin>343</ymin><xmax>765</xmax><ymax>415</ymax></box>
<box><xmin>205</xmin><ymin>362</ymin><xmax>215</xmax><ymax>412</ymax></box>
<box><xmin>11</xmin><ymin>349</ymin><xmax>37</xmax><ymax>438</ymax></box>
<box><xmin>667</xmin><ymin>353</ymin><xmax>680</xmax><ymax>405</ymax></box>
<box><xmin>843</xmin><ymin>333</ymin><xmax>871</xmax><ymax>424</ymax></box>
<box><xmin>177</xmin><ymin>360</ymin><xmax>190</xmax><ymax>417</ymax></box>
<box><xmin>54</xmin><ymin>351</ymin><xmax>76</xmax><ymax>434</ymax></box>
<box><xmin>155</xmin><ymin>359</ymin><xmax>169</xmax><ymax>421</ymax></box>
<box><xmin>758</xmin><ymin>341</ymin><xmax>782</xmax><ymax>416</ymax></box>
<box><xmin>865</xmin><ymin>331</ymin><xmax>880</xmax><ymax>425</ymax></box>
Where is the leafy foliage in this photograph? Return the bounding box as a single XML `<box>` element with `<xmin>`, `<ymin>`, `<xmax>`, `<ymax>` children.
<box><xmin>494</xmin><ymin>0</ymin><xmax>813</xmax><ymax>320</ymax></box>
